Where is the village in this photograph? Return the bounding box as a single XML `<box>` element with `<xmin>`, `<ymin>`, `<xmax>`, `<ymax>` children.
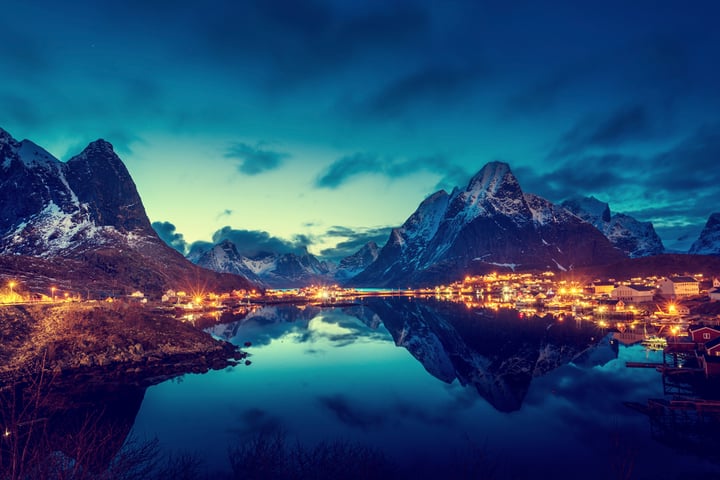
<box><xmin>3</xmin><ymin>270</ymin><xmax>720</xmax><ymax>376</ymax></box>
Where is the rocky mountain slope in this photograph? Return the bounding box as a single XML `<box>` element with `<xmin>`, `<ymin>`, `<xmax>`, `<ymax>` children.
<box><xmin>351</xmin><ymin>162</ymin><xmax>625</xmax><ymax>287</ymax></box>
<box><xmin>190</xmin><ymin>239</ymin><xmax>379</xmax><ymax>288</ymax></box>
<box><xmin>360</xmin><ymin>297</ymin><xmax>601</xmax><ymax>412</ymax></box>
<box><xmin>689</xmin><ymin>212</ymin><xmax>720</xmax><ymax>256</ymax></box>
<box><xmin>561</xmin><ymin>196</ymin><xmax>664</xmax><ymax>257</ymax></box>
<box><xmin>0</xmin><ymin>127</ymin><xmax>255</xmax><ymax>295</ymax></box>
<box><xmin>190</xmin><ymin>241</ymin><xmax>334</xmax><ymax>288</ymax></box>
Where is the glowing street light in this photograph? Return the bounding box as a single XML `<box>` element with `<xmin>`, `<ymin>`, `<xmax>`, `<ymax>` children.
<box><xmin>51</xmin><ymin>286</ymin><xmax>56</xmax><ymax>302</ymax></box>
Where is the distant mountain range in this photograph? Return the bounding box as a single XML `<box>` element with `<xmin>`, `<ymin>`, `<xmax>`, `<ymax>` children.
<box><xmin>352</xmin><ymin>162</ymin><xmax>627</xmax><ymax>287</ymax></box>
<box><xmin>0</xmin><ymin>127</ymin><xmax>254</xmax><ymax>295</ymax></box>
<box><xmin>188</xmin><ymin>239</ymin><xmax>379</xmax><ymax>288</ymax></box>
<box><xmin>189</xmin><ymin>160</ymin><xmax>718</xmax><ymax>288</ymax></box>
<box><xmin>4</xmin><ymin>126</ymin><xmax>718</xmax><ymax>293</ymax></box>
<box><xmin>561</xmin><ymin>196</ymin><xmax>664</xmax><ymax>257</ymax></box>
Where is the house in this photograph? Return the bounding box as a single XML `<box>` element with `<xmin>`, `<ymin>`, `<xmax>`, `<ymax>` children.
<box><xmin>706</xmin><ymin>337</ymin><xmax>720</xmax><ymax>357</ymax></box>
<box><xmin>597</xmin><ymin>299</ymin><xmax>623</xmax><ymax>312</ymax></box>
<box><xmin>658</xmin><ymin>276</ymin><xmax>700</xmax><ymax>298</ymax></box>
<box><xmin>709</xmin><ymin>288</ymin><xmax>720</xmax><ymax>302</ymax></box>
<box><xmin>688</xmin><ymin>325</ymin><xmax>720</xmax><ymax>344</ymax></box>
<box><xmin>591</xmin><ymin>281</ymin><xmax>615</xmax><ymax>296</ymax></box>
<box><xmin>611</xmin><ymin>284</ymin><xmax>655</xmax><ymax>303</ymax></box>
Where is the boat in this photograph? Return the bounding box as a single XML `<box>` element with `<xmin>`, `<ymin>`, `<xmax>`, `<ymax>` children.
<box><xmin>641</xmin><ymin>335</ymin><xmax>667</xmax><ymax>350</ymax></box>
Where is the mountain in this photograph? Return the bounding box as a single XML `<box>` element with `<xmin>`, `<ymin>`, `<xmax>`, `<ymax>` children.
<box><xmin>351</xmin><ymin>162</ymin><xmax>625</xmax><ymax>287</ymax></box>
<box><xmin>561</xmin><ymin>196</ymin><xmax>664</xmax><ymax>257</ymax></box>
<box><xmin>191</xmin><ymin>240</ymin><xmax>334</xmax><ymax>288</ymax></box>
<box><xmin>360</xmin><ymin>297</ymin><xmax>602</xmax><ymax>412</ymax></box>
<box><xmin>689</xmin><ymin>213</ymin><xmax>720</xmax><ymax>256</ymax></box>
<box><xmin>0</xmin><ymin>127</ymin><xmax>255</xmax><ymax>295</ymax></box>
<box><xmin>191</xmin><ymin>239</ymin><xmax>380</xmax><ymax>287</ymax></box>
<box><xmin>333</xmin><ymin>241</ymin><xmax>379</xmax><ymax>281</ymax></box>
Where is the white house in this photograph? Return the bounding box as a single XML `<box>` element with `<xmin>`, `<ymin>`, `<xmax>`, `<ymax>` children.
<box><xmin>658</xmin><ymin>276</ymin><xmax>700</xmax><ymax>298</ymax></box>
<box><xmin>611</xmin><ymin>284</ymin><xmax>656</xmax><ymax>303</ymax></box>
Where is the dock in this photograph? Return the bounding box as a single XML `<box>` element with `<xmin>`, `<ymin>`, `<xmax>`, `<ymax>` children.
<box><xmin>625</xmin><ymin>361</ymin><xmax>664</xmax><ymax>369</ymax></box>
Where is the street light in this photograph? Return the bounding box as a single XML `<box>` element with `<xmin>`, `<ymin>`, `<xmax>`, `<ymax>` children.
<box><xmin>51</xmin><ymin>286</ymin><xmax>56</xmax><ymax>302</ymax></box>
<box><xmin>8</xmin><ymin>281</ymin><xmax>15</xmax><ymax>301</ymax></box>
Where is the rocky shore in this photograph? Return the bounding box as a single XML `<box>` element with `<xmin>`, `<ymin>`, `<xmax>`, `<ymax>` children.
<box><xmin>0</xmin><ymin>302</ymin><xmax>246</xmax><ymax>385</ymax></box>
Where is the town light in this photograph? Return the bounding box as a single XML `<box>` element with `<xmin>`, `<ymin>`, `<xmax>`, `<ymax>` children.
<box><xmin>51</xmin><ymin>286</ymin><xmax>56</xmax><ymax>302</ymax></box>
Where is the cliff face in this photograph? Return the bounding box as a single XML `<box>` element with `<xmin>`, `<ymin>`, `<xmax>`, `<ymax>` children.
<box><xmin>352</xmin><ymin>162</ymin><xmax>624</xmax><ymax>287</ymax></box>
<box><xmin>0</xmin><ymin>127</ymin><xmax>256</xmax><ymax>295</ymax></box>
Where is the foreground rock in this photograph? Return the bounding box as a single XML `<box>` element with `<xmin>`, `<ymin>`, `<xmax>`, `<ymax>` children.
<box><xmin>0</xmin><ymin>302</ymin><xmax>245</xmax><ymax>385</ymax></box>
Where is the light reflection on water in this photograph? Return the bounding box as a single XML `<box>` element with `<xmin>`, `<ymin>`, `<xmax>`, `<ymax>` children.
<box><xmin>130</xmin><ymin>299</ymin><xmax>720</xmax><ymax>478</ymax></box>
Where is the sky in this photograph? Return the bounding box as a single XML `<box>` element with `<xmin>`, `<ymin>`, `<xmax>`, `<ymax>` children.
<box><xmin>2</xmin><ymin>0</ymin><xmax>719</xmax><ymax>258</ymax></box>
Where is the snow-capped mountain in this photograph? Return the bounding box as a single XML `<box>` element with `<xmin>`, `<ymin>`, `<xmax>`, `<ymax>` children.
<box><xmin>351</xmin><ymin>162</ymin><xmax>624</xmax><ymax>287</ymax></box>
<box><xmin>191</xmin><ymin>239</ymin><xmax>380</xmax><ymax>287</ymax></box>
<box><xmin>689</xmin><ymin>213</ymin><xmax>720</xmax><ymax>256</ymax></box>
<box><xmin>361</xmin><ymin>297</ymin><xmax>602</xmax><ymax>412</ymax></box>
<box><xmin>561</xmin><ymin>196</ymin><xmax>664</xmax><ymax>257</ymax></box>
<box><xmin>191</xmin><ymin>239</ymin><xmax>335</xmax><ymax>288</ymax></box>
<box><xmin>0</xmin><ymin>127</ymin><xmax>254</xmax><ymax>294</ymax></box>
<box><xmin>334</xmin><ymin>241</ymin><xmax>379</xmax><ymax>281</ymax></box>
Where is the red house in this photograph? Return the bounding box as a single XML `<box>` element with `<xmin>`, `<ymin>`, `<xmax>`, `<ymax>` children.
<box><xmin>706</xmin><ymin>337</ymin><xmax>720</xmax><ymax>357</ymax></box>
<box><xmin>688</xmin><ymin>326</ymin><xmax>720</xmax><ymax>345</ymax></box>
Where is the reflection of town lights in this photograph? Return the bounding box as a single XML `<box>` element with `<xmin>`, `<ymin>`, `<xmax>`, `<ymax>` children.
<box><xmin>3</xmin><ymin>428</ymin><xmax>9</xmax><ymax>437</ymax></box>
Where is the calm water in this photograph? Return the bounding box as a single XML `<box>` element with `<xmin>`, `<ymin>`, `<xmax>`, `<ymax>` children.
<box><xmin>129</xmin><ymin>298</ymin><xmax>720</xmax><ymax>479</ymax></box>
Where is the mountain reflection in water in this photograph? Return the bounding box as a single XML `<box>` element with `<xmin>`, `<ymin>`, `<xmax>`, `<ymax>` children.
<box><xmin>4</xmin><ymin>299</ymin><xmax>720</xmax><ymax>479</ymax></box>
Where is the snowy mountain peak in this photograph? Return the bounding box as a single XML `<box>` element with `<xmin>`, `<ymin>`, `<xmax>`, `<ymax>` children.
<box><xmin>17</xmin><ymin>139</ymin><xmax>60</xmax><ymax>168</ymax></box>
<box><xmin>0</xmin><ymin>127</ymin><xmax>15</xmax><ymax>145</ymax></box>
<box><xmin>466</xmin><ymin>161</ymin><xmax>515</xmax><ymax>196</ymax></box>
<box><xmin>689</xmin><ymin>212</ymin><xmax>720</xmax><ymax>256</ymax></box>
<box><xmin>562</xmin><ymin>196</ymin><xmax>611</xmax><ymax>223</ymax></box>
<box><xmin>561</xmin><ymin>196</ymin><xmax>663</xmax><ymax>257</ymax></box>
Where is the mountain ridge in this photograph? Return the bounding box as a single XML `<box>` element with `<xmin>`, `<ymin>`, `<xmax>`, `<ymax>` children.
<box><xmin>0</xmin><ymin>128</ymin><xmax>255</xmax><ymax>295</ymax></box>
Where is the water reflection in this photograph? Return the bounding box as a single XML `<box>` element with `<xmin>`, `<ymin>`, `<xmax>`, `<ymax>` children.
<box><xmin>0</xmin><ymin>375</ymin><xmax>147</xmax><ymax>478</ymax></box>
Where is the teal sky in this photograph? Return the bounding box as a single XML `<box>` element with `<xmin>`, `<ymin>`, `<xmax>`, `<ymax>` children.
<box><xmin>3</xmin><ymin>0</ymin><xmax>719</xmax><ymax>257</ymax></box>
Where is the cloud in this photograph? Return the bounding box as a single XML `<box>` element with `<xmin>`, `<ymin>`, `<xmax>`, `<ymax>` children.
<box><xmin>319</xmin><ymin>226</ymin><xmax>392</xmax><ymax>259</ymax></box>
<box><xmin>152</xmin><ymin>221</ymin><xmax>188</xmax><ymax>254</ymax></box>
<box><xmin>207</xmin><ymin>226</ymin><xmax>311</xmax><ymax>257</ymax></box>
<box><xmin>314</xmin><ymin>153</ymin><xmax>384</xmax><ymax>189</ymax></box>
<box><xmin>225</xmin><ymin>142</ymin><xmax>290</xmax><ymax>175</ymax></box>
<box><xmin>314</xmin><ymin>152</ymin><xmax>469</xmax><ymax>190</ymax></box>
<box><xmin>361</xmin><ymin>63</ymin><xmax>486</xmax><ymax>118</ymax></box>
<box><xmin>516</xmin><ymin>123</ymin><xmax>720</xmax><ymax>240</ymax></box>
<box><xmin>216</xmin><ymin>209</ymin><xmax>234</xmax><ymax>220</ymax></box>
<box><xmin>317</xmin><ymin>394</ymin><xmax>385</xmax><ymax>429</ymax></box>
<box><xmin>199</xmin><ymin>1</ymin><xmax>430</xmax><ymax>87</ymax></box>
<box><xmin>549</xmin><ymin>105</ymin><xmax>653</xmax><ymax>158</ymax></box>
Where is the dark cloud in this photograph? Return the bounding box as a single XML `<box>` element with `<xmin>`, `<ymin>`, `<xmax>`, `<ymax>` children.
<box><xmin>216</xmin><ymin>209</ymin><xmax>234</xmax><ymax>219</ymax></box>
<box><xmin>549</xmin><ymin>105</ymin><xmax>654</xmax><ymax>158</ymax></box>
<box><xmin>317</xmin><ymin>394</ymin><xmax>385</xmax><ymax>429</ymax></box>
<box><xmin>516</xmin><ymin>123</ymin><xmax>720</xmax><ymax>242</ymax></box>
<box><xmin>319</xmin><ymin>226</ymin><xmax>392</xmax><ymax>260</ymax></box>
<box><xmin>315</xmin><ymin>152</ymin><xmax>469</xmax><ymax>190</ymax></box>
<box><xmin>187</xmin><ymin>240</ymin><xmax>214</xmax><ymax>259</ymax></box>
<box><xmin>645</xmin><ymin>125</ymin><xmax>720</xmax><ymax>192</ymax></box>
<box><xmin>152</xmin><ymin>221</ymin><xmax>188</xmax><ymax>254</ymax></box>
<box><xmin>314</xmin><ymin>153</ymin><xmax>384</xmax><ymax>189</ymax></box>
<box><xmin>200</xmin><ymin>1</ymin><xmax>430</xmax><ymax>87</ymax></box>
<box><xmin>361</xmin><ymin>64</ymin><xmax>486</xmax><ymax>119</ymax></box>
<box><xmin>0</xmin><ymin>94</ymin><xmax>43</xmax><ymax>129</ymax></box>
<box><xmin>208</xmin><ymin>226</ymin><xmax>311</xmax><ymax>257</ymax></box>
<box><xmin>225</xmin><ymin>142</ymin><xmax>290</xmax><ymax>175</ymax></box>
